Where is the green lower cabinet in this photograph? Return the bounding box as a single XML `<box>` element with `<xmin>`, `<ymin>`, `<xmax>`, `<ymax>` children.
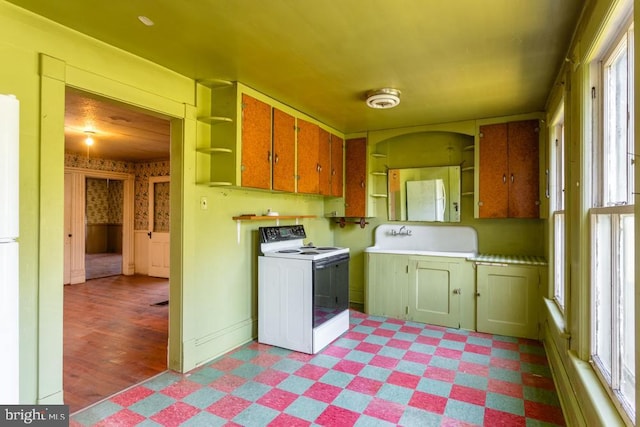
<box><xmin>407</xmin><ymin>257</ymin><xmax>476</xmax><ymax>329</ymax></box>
<box><xmin>366</xmin><ymin>253</ymin><xmax>475</xmax><ymax>329</ymax></box>
<box><xmin>476</xmin><ymin>264</ymin><xmax>540</xmax><ymax>339</ymax></box>
<box><xmin>365</xmin><ymin>253</ymin><xmax>408</xmax><ymax>319</ymax></box>
<box><xmin>408</xmin><ymin>259</ymin><xmax>460</xmax><ymax>328</ymax></box>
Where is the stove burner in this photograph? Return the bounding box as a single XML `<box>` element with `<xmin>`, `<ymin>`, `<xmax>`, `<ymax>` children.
<box><xmin>278</xmin><ymin>249</ymin><xmax>300</xmax><ymax>253</ymax></box>
<box><xmin>317</xmin><ymin>247</ymin><xmax>339</xmax><ymax>250</ymax></box>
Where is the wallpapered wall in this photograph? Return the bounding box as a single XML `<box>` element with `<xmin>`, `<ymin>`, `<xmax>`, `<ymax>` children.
<box><xmin>65</xmin><ymin>153</ymin><xmax>170</xmax><ymax>230</ymax></box>
<box><xmin>85</xmin><ymin>178</ymin><xmax>123</xmax><ymax>224</ymax></box>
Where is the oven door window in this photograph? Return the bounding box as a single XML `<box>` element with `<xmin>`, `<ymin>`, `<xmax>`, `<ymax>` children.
<box><xmin>313</xmin><ymin>256</ymin><xmax>349</xmax><ymax>328</ymax></box>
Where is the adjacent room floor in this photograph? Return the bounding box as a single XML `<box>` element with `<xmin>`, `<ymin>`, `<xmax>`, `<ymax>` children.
<box><xmin>70</xmin><ymin>310</ymin><xmax>565</xmax><ymax>426</ymax></box>
<box><xmin>64</xmin><ymin>274</ymin><xmax>169</xmax><ymax>412</ymax></box>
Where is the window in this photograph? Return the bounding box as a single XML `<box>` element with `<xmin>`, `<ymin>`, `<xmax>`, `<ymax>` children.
<box><xmin>590</xmin><ymin>20</ymin><xmax>635</xmax><ymax>421</ymax></box>
<box><xmin>551</xmin><ymin>115</ymin><xmax>566</xmax><ymax>310</ymax></box>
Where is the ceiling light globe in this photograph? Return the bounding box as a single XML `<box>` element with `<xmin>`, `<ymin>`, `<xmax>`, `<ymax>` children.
<box><xmin>366</xmin><ymin>88</ymin><xmax>401</xmax><ymax>109</ymax></box>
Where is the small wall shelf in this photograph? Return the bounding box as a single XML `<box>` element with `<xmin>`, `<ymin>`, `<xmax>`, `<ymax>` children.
<box><xmin>231</xmin><ymin>215</ymin><xmax>317</xmax><ymax>243</ymax></box>
<box><xmin>198</xmin><ymin>78</ymin><xmax>233</xmax><ymax>89</ymax></box>
<box><xmin>232</xmin><ymin>215</ymin><xmax>316</xmax><ymax>221</ymax></box>
<box><xmin>196</xmin><ymin>147</ymin><xmax>233</xmax><ymax>154</ymax></box>
<box><xmin>370</xmin><ymin>153</ymin><xmax>387</xmax><ymax>158</ymax></box>
<box><xmin>197</xmin><ymin>116</ymin><xmax>233</xmax><ymax>125</ymax></box>
<box><xmin>202</xmin><ymin>181</ymin><xmax>233</xmax><ymax>187</ymax></box>
<box><xmin>370</xmin><ymin>193</ymin><xmax>388</xmax><ymax>198</ymax></box>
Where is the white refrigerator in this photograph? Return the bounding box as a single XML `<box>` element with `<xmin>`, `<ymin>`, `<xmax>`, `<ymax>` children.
<box><xmin>0</xmin><ymin>94</ymin><xmax>19</xmax><ymax>403</ymax></box>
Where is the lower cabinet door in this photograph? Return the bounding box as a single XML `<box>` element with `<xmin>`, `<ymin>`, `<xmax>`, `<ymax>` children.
<box><xmin>408</xmin><ymin>259</ymin><xmax>460</xmax><ymax>328</ymax></box>
<box><xmin>365</xmin><ymin>253</ymin><xmax>408</xmax><ymax>319</ymax></box>
<box><xmin>476</xmin><ymin>265</ymin><xmax>539</xmax><ymax>339</ymax></box>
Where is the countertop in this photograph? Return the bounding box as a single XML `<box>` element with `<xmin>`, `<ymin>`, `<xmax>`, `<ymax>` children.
<box><xmin>467</xmin><ymin>253</ymin><xmax>548</xmax><ymax>266</ymax></box>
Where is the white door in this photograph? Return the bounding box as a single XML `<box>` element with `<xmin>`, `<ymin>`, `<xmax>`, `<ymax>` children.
<box><xmin>63</xmin><ymin>172</ymin><xmax>72</xmax><ymax>284</ymax></box>
<box><xmin>148</xmin><ymin>176</ymin><xmax>170</xmax><ymax>278</ymax></box>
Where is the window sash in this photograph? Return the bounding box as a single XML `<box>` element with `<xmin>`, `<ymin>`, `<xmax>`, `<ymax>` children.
<box><xmin>552</xmin><ymin>211</ymin><xmax>565</xmax><ymax>310</ymax></box>
<box><xmin>601</xmin><ymin>25</ymin><xmax>634</xmax><ymax>207</ymax></box>
<box><xmin>590</xmin><ymin>205</ymin><xmax>635</xmax><ymax>419</ymax></box>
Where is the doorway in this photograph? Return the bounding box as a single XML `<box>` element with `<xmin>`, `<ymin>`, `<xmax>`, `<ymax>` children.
<box><xmin>85</xmin><ymin>177</ymin><xmax>124</xmax><ymax>279</ymax></box>
<box><xmin>62</xmin><ymin>87</ymin><xmax>172</xmax><ymax>411</ymax></box>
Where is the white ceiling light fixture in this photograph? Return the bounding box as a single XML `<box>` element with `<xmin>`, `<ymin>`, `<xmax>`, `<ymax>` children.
<box><xmin>138</xmin><ymin>15</ymin><xmax>155</xmax><ymax>26</ymax></box>
<box><xmin>84</xmin><ymin>130</ymin><xmax>95</xmax><ymax>146</ymax></box>
<box><xmin>366</xmin><ymin>88</ymin><xmax>401</xmax><ymax>109</ymax></box>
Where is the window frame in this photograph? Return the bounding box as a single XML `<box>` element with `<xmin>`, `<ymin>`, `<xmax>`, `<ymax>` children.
<box><xmin>550</xmin><ymin>111</ymin><xmax>566</xmax><ymax>311</ymax></box>
<box><xmin>588</xmin><ymin>15</ymin><xmax>635</xmax><ymax>424</ymax></box>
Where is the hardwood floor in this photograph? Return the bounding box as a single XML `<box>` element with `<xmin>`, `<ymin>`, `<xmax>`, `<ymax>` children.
<box><xmin>63</xmin><ymin>274</ymin><xmax>169</xmax><ymax>413</ymax></box>
<box><xmin>85</xmin><ymin>252</ymin><xmax>122</xmax><ymax>280</ymax></box>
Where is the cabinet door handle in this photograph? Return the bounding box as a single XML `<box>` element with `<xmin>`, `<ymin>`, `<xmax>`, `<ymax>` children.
<box><xmin>332</xmin><ymin>168</ymin><xmax>336</xmax><ymax>176</ymax></box>
<box><xmin>360</xmin><ymin>181</ymin><xmax>365</xmax><ymax>188</ymax></box>
<box><xmin>267</xmin><ymin>151</ymin><xmax>271</xmax><ymax>162</ymax></box>
<box><xmin>274</xmin><ymin>153</ymin><xmax>279</xmax><ymax>164</ymax></box>
<box><xmin>476</xmin><ymin>292</ymin><xmax>481</xmax><ymax>297</ymax></box>
<box><xmin>317</xmin><ymin>163</ymin><xmax>322</xmax><ymax>172</ymax></box>
<box><xmin>511</xmin><ymin>174</ymin><xmax>514</xmax><ymax>183</ymax></box>
<box><xmin>502</xmin><ymin>174</ymin><xmax>506</xmax><ymax>184</ymax></box>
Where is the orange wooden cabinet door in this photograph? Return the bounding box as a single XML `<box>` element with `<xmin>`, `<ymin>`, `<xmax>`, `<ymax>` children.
<box><xmin>296</xmin><ymin>118</ymin><xmax>319</xmax><ymax>194</ymax></box>
<box><xmin>344</xmin><ymin>137</ymin><xmax>367</xmax><ymax>217</ymax></box>
<box><xmin>478</xmin><ymin>123</ymin><xmax>509</xmax><ymax>218</ymax></box>
<box><xmin>241</xmin><ymin>94</ymin><xmax>272</xmax><ymax>189</ymax></box>
<box><xmin>318</xmin><ymin>128</ymin><xmax>331</xmax><ymax>195</ymax></box>
<box><xmin>330</xmin><ymin>134</ymin><xmax>344</xmax><ymax>197</ymax></box>
<box><xmin>507</xmin><ymin>120</ymin><xmax>540</xmax><ymax>218</ymax></box>
<box><xmin>272</xmin><ymin>108</ymin><xmax>296</xmax><ymax>192</ymax></box>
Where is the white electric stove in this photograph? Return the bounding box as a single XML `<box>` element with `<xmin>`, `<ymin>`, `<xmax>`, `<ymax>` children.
<box><xmin>258</xmin><ymin>225</ymin><xmax>350</xmax><ymax>354</ymax></box>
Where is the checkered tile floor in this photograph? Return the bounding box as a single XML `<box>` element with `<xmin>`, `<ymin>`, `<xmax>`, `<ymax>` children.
<box><xmin>70</xmin><ymin>310</ymin><xmax>565</xmax><ymax>426</ymax></box>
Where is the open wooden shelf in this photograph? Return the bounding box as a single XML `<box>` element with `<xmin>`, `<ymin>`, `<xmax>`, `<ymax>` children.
<box><xmin>232</xmin><ymin>215</ymin><xmax>316</xmax><ymax>221</ymax></box>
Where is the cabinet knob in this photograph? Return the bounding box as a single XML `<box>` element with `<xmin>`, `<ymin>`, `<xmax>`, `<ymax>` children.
<box><xmin>360</xmin><ymin>181</ymin><xmax>365</xmax><ymax>188</ymax></box>
<box><xmin>502</xmin><ymin>174</ymin><xmax>506</xmax><ymax>184</ymax></box>
<box><xmin>274</xmin><ymin>153</ymin><xmax>279</xmax><ymax>164</ymax></box>
<box><xmin>511</xmin><ymin>174</ymin><xmax>514</xmax><ymax>183</ymax></box>
<box><xmin>476</xmin><ymin>292</ymin><xmax>481</xmax><ymax>297</ymax></box>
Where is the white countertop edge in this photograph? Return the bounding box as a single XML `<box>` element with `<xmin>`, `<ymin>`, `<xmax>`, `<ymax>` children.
<box><xmin>364</xmin><ymin>248</ymin><xmax>477</xmax><ymax>258</ymax></box>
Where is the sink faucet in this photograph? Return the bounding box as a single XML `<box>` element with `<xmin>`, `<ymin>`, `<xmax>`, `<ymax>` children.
<box><xmin>392</xmin><ymin>226</ymin><xmax>412</xmax><ymax>236</ymax></box>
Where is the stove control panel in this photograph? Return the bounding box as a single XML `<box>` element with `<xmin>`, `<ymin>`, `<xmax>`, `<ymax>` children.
<box><xmin>259</xmin><ymin>225</ymin><xmax>307</xmax><ymax>243</ymax></box>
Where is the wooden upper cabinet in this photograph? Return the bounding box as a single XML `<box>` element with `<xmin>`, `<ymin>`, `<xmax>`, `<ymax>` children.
<box><xmin>272</xmin><ymin>108</ymin><xmax>296</xmax><ymax>192</ymax></box>
<box><xmin>507</xmin><ymin>120</ymin><xmax>540</xmax><ymax>218</ymax></box>
<box><xmin>241</xmin><ymin>94</ymin><xmax>272</xmax><ymax>189</ymax></box>
<box><xmin>330</xmin><ymin>134</ymin><xmax>344</xmax><ymax>197</ymax></box>
<box><xmin>296</xmin><ymin>119</ymin><xmax>320</xmax><ymax>194</ymax></box>
<box><xmin>318</xmin><ymin>128</ymin><xmax>331</xmax><ymax>195</ymax></box>
<box><xmin>478</xmin><ymin>123</ymin><xmax>509</xmax><ymax>218</ymax></box>
<box><xmin>344</xmin><ymin>137</ymin><xmax>367</xmax><ymax>217</ymax></box>
<box><xmin>478</xmin><ymin>119</ymin><xmax>540</xmax><ymax>218</ymax></box>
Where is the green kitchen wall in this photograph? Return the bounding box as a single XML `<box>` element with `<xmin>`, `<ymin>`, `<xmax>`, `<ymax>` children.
<box><xmin>0</xmin><ymin>0</ymin><xmax>548</xmax><ymax>407</ymax></box>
